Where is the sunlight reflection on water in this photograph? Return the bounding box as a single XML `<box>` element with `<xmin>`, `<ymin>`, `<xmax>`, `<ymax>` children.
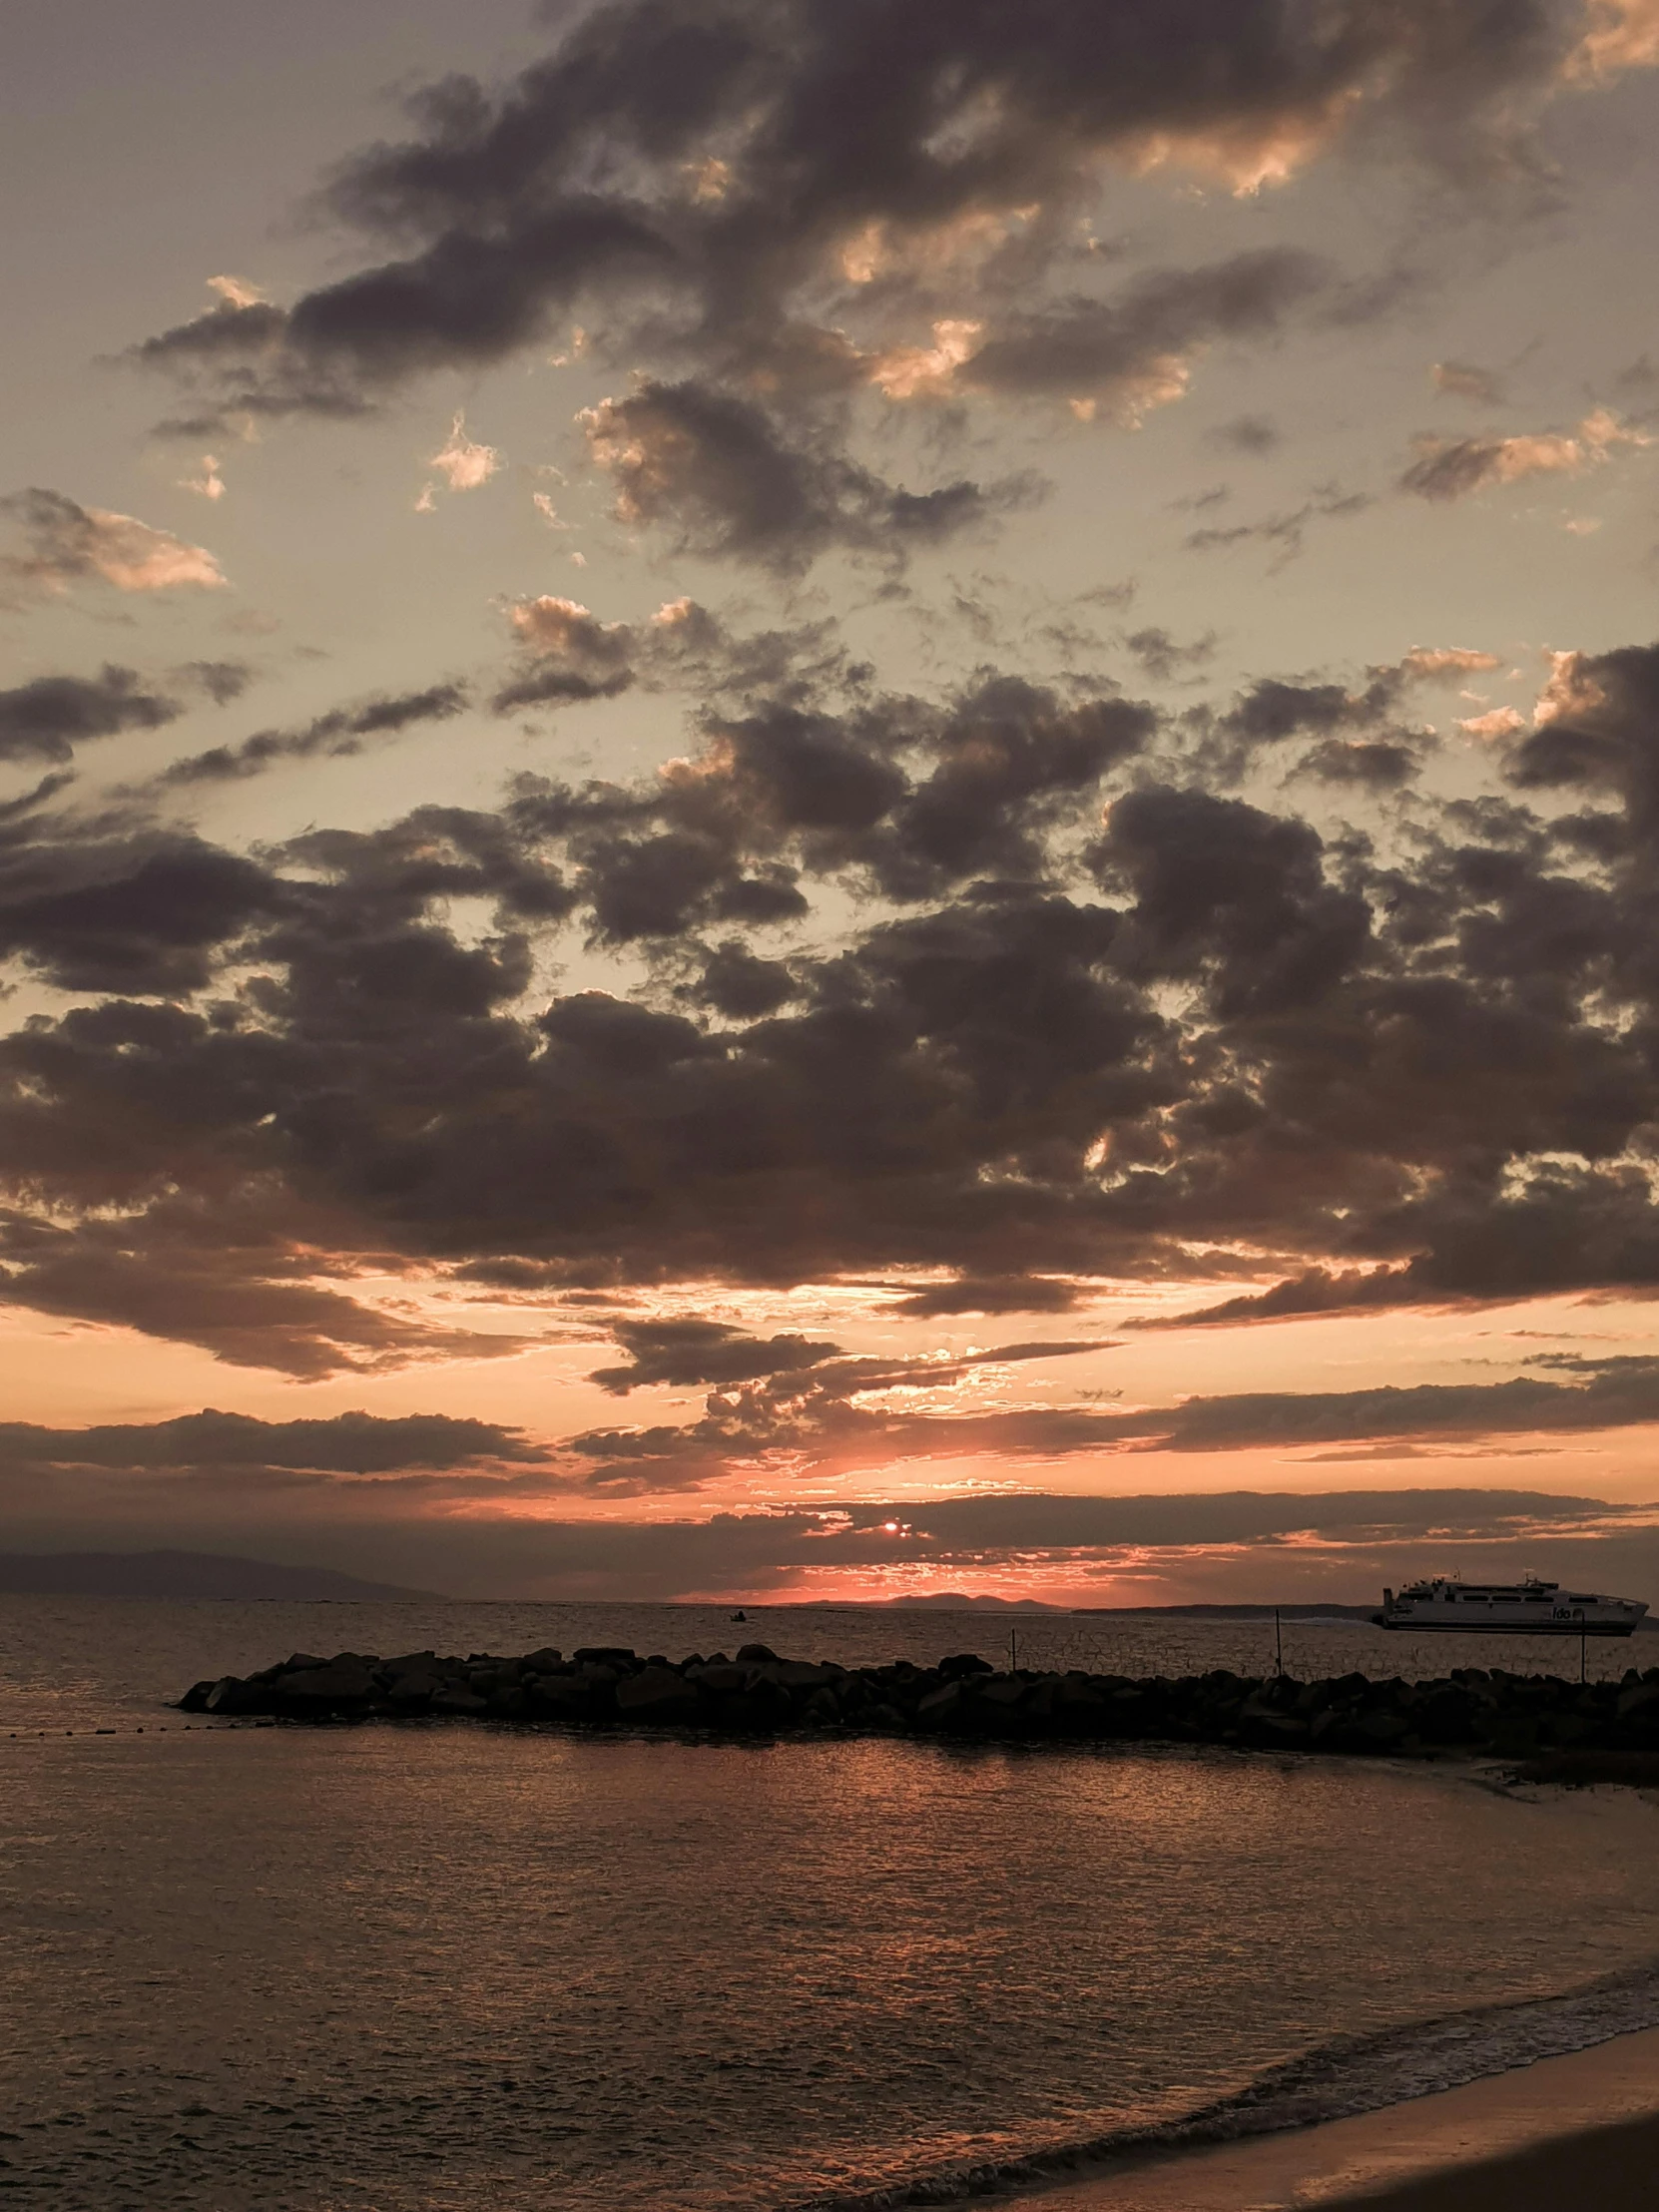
<box><xmin>5</xmin><ymin>1601</ymin><xmax>1659</xmax><ymax>2208</ymax></box>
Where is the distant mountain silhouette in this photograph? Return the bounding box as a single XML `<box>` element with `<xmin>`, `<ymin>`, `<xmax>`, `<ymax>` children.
<box><xmin>0</xmin><ymin>1549</ymin><xmax>437</xmax><ymax>1601</ymax></box>
<box><xmin>798</xmin><ymin>1592</ymin><xmax>1062</xmax><ymax>1611</ymax></box>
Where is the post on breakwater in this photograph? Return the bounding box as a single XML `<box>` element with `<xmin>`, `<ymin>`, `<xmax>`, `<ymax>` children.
<box><xmin>1274</xmin><ymin>1608</ymin><xmax>1284</xmax><ymax>1677</ymax></box>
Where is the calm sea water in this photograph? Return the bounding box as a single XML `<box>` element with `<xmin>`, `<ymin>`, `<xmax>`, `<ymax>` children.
<box><xmin>4</xmin><ymin>1598</ymin><xmax>1659</xmax><ymax>2209</ymax></box>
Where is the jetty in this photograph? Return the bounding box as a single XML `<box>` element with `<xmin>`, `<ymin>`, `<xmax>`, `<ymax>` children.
<box><xmin>177</xmin><ymin>1641</ymin><xmax>1659</xmax><ymax>1770</ymax></box>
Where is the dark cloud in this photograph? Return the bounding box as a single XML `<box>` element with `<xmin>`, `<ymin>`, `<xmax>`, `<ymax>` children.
<box><xmin>0</xmin><ymin>1407</ymin><xmax>545</xmax><ymax>1473</ymax></box>
<box><xmin>590</xmin><ymin>1317</ymin><xmax>842</xmax><ymax>1392</ymax></box>
<box><xmin>1193</xmin><ymin>664</ymin><xmax>1422</xmax><ymax>783</ymax></box>
<box><xmin>128</xmin><ymin>0</ymin><xmax>1595</xmax><ymax>454</ymax></box>
<box><xmin>582</xmin><ymin>378</ymin><xmax>1040</xmax><ymax>571</ymax></box>
<box><xmin>0</xmin><ymin>667</ymin><xmax>181</xmax><ymax>766</ymax></box>
<box><xmin>158</xmin><ymin>682</ymin><xmax>469</xmax><ymax>787</ymax></box>
<box><xmin>12</xmin><ymin>626</ymin><xmax>1659</xmax><ymax>1373</ymax></box>
<box><xmin>1184</xmin><ymin>483</ymin><xmax>1373</xmax><ymax>564</ymax></box>
<box><xmin>1298</xmin><ymin>736</ymin><xmax>1420</xmax><ymax>788</ymax></box>
<box><xmin>556</xmin><ymin>1346</ymin><xmax>1659</xmax><ymax>1494</ymax></box>
<box><xmin>957</xmin><ymin>249</ymin><xmax>1334</xmax><ymax>410</ymax></box>
<box><xmin>1122</xmin><ymin>628</ymin><xmax>1217</xmax><ymax>683</ymax></box>
<box><xmin>1209</xmin><ymin>413</ymin><xmax>1280</xmax><ymax>453</ymax></box>
<box><xmin>568</xmin><ymin>1334</ymin><xmax>1117</xmax><ymax>1488</ymax></box>
<box><xmin>0</xmin><ymin>831</ymin><xmax>283</xmax><ymax>994</ymax></box>
<box><xmin>7</xmin><ymin>1476</ymin><xmax>1648</xmax><ymax>1605</ymax></box>
<box><xmin>883</xmin><ymin>1274</ymin><xmax>1086</xmax><ymax>1317</ymax></box>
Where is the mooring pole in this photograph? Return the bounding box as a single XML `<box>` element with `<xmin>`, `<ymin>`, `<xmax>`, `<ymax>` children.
<box><xmin>1275</xmin><ymin>1607</ymin><xmax>1284</xmax><ymax>1677</ymax></box>
<box><xmin>1581</xmin><ymin>1627</ymin><xmax>1587</xmax><ymax>1685</ymax></box>
<box><xmin>1009</xmin><ymin>1626</ymin><xmax>1018</xmax><ymax>1674</ymax></box>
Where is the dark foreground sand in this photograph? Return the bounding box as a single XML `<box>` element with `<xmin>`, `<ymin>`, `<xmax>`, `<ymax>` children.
<box><xmin>1016</xmin><ymin>2023</ymin><xmax>1659</xmax><ymax>2209</ymax></box>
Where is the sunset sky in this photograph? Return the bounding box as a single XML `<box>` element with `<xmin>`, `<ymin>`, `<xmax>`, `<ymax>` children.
<box><xmin>6</xmin><ymin>0</ymin><xmax>1659</xmax><ymax>1603</ymax></box>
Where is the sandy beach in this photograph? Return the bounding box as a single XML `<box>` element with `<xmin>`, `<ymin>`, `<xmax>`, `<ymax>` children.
<box><xmin>1017</xmin><ymin>2023</ymin><xmax>1659</xmax><ymax>2209</ymax></box>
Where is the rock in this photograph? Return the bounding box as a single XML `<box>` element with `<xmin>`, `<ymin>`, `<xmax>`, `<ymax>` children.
<box><xmin>573</xmin><ymin>1646</ymin><xmax>636</xmax><ymax>1665</ymax></box>
<box><xmin>522</xmin><ymin>1647</ymin><xmax>562</xmax><ymax>1671</ymax></box>
<box><xmin>974</xmin><ymin>1676</ymin><xmax>1026</xmax><ymax>1708</ymax></box>
<box><xmin>430</xmin><ymin>1687</ymin><xmax>490</xmax><ymax>1716</ymax></box>
<box><xmin>938</xmin><ymin>1653</ymin><xmax>994</xmax><ymax>1680</ymax></box>
<box><xmin>616</xmin><ymin>1665</ymin><xmax>704</xmax><ymax>1720</ymax></box>
<box><xmin>204</xmin><ymin>1675</ymin><xmax>261</xmax><ymax>1715</ymax></box>
<box><xmin>916</xmin><ymin>1683</ymin><xmax>964</xmax><ymax>1728</ymax></box>
<box><xmin>272</xmin><ymin>1657</ymin><xmax>378</xmax><ymax>1706</ymax></box>
<box><xmin>748</xmin><ymin>1659</ymin><xmax>843</xmax><ymax>1689</ymax></box>
<box><xmin>735</xmin><ymin>1642</ymin><xmax>780</xmax><ymax>1663</ymax></box>
<box><xmin>528</xmin><ymin>1677</ymin><xmax>591</xmax><ymax>1719</ymax></box>
<box><xmin>1353</xmin><ymin>1709</ymin><xmax>1410</xmax><ymax>1748</ymax></box>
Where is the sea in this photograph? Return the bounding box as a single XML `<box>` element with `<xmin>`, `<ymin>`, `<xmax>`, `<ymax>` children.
<box><xmin>5</xmin><ymin>1596</ymin><xmax>1659</xmax><ymax>2210</ymax></box>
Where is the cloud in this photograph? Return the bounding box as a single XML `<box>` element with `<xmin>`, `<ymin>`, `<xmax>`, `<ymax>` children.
<box><xmin>883</xmin><ymin>1275</ymin><xmax>1087</xmax><ymax>1316</ymax></box>
<box><xmin>1569</xmin><ymin>0</ymin><xmax>1659</xmax><ymax>78</ymax></box>
<box><xmin>157</xmin><ymin>681</ymin><xmax>469</xmax><ymax>788</ymax></box>
<box><xmin>590</xmin><ymin>1317</ymin><xmax>842</xmax><ymax>1392</ymax></box>
<box><xmin>1400</xmin><ymin>408</ymin><xmax>1652</xmax><ymax>500</ymax></box>
<box><xmin>0</xmin><ymin>1407</ymin><xmax>545</xmax><ymax>1473</ymax></box>
<box><xmin>7</xmin><ymin>1471</ymin><xmax>1649</xmax><ymax>1604</ymax></box>
<box><xmin>0</xmin><ymin>667</ymin><xmax>182</xmax><ymax>766</ymax></box>
<box><xmin>954</xmin><ymin>250</ymin><xmax>1335</xmax><ymax>418</ymax></box>
<box><xmin>1</xmin><ymin>488</ymin><xmax>227</xmax><ymax>597</ymax></box>
<box><xmin>14</xmin><ymin>629</ymin><xmax>1659</xmax><ymax>1375</ymax></box>
<box><xmin>178</xmin><ymin>454</ymin><xmax>227</xmax><ymax>501</ymax></box>
<box><xmin>0</xmin><ymin>832</ymin><xmax>286</xmax><ymax>992</ymax></box>
<box><xmin>1402</xmin><ymin>646</ymin><xmax>1502</xmax><ymax>681</ymax></box>
<box><xmin>557</xmin><ymin>1340</ymin><xmax>1659</xmax><ymax>1492</ymax></box>
<box><xmin>1122</xmin><ymin>627</ymin><xmax>1218</xmax><ymax>683</ymax></box>
<box><xmin>1184</xmin><ymin>482</ymin><xmax>1372</xmax><ymax>563</ymax></box>
<box><xmin>1209</xmin><ymin>413</ymin><xmax>1280</xmax><ymax>453</ymax></box>
<box><xmin>424</xmin><ymin>410</ymin><xmax>500</xmax><ymax>493</ymax></box>
<box><xmin>581</xmin><ymin>378</ymin><xmax>1041</xmax><ymax>572</ymax></box>
<box><xmin>1430</xmin><ymin>358</ymin><xmax>1505</xmax><ymax>404</ymax></box>
<box><xmin>495</xmin><ymin>596</ymin><xmax>640</xmax><ymax>707</ymax></box>
<box><xmin>127</xmin><ymin>0</ymin><xmax>1629</xmax><ymax>442</ymax></box>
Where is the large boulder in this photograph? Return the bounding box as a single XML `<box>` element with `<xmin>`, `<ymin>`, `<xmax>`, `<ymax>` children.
<box><xmin>615</xmin><ymin>1665</ymin><xmax>703</xmax><ymax>1721</ymax></box>
<box><xmin>271</xmin><ymin>1656</ymin><xmax>379</xmax><ymax>1708</ymax></box>
<box><xmin>916</xmin><ymin>1682</ymin><xmax>964</xmax><ymax>1729</ymax></box>
<box><xmin>527</xmin><ymin>1676</ymin><xmax>592</xmax><ymax>1720</ymax></box>
<box><xmin>204</xmin><ymin>1675</ymin><xmax>264</xmax><ymax>1716</ymax></box>
<box><xmin>747</xmin><ymin>1659</ymin><xmax>844</xmax><ymax>1690</ymax></box>
<box><xmin>430</xmin><ymin>1686</ymin><xmax>490</xmax><ymax>1717</ymax></box>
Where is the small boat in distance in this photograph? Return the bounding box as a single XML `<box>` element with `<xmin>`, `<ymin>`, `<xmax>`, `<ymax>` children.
<box><xmin>1379</xmin><ymin>1575</ymin><xmax>1647</xmax><ymax>1636</ymax></box>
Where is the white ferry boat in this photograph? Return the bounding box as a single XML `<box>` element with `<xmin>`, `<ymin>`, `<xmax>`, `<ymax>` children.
<box><xmin>1379</xmin><ymin>1575</ymin><xmax>1647</xmax><ymax>1636</ymax></box>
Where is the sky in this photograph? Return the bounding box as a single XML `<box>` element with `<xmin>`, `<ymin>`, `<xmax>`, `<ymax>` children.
<box><xmin>5</xmin><ymin>0</ymin><xmax>1659</xmax><ymax>1605</ymax></box>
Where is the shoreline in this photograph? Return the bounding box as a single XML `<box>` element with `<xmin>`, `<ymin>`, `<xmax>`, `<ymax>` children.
<box><xmin>1008</xmin><ymin>2023</ymin><xmax>1659</xmax><ymax>2209</ymax></box>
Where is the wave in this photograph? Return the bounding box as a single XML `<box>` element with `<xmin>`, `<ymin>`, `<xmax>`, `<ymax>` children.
<box><xmin>790</xmin><ymin>1956</ymin><xmax>1659</xmax><ymax>2210</ymax></box>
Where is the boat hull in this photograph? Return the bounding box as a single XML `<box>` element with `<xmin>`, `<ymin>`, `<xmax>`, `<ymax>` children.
<box><xmin>1379</xmin><ymin>1617</ymin><xmax>1641</xmax><ymax>1636</ymax></box>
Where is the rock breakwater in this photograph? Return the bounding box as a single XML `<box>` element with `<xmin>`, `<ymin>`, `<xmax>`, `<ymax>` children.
<box><xmin>177</xmin><ymin>1643</ymin><xmax>1659</xmax><ymax>1761</ymax></box>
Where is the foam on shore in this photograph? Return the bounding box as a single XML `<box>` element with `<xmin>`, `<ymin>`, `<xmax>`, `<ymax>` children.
<box><xmin>798</xmin><ymin>1956</ymin><xmax>1659</xmax><ymax>2209</ymax></box>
